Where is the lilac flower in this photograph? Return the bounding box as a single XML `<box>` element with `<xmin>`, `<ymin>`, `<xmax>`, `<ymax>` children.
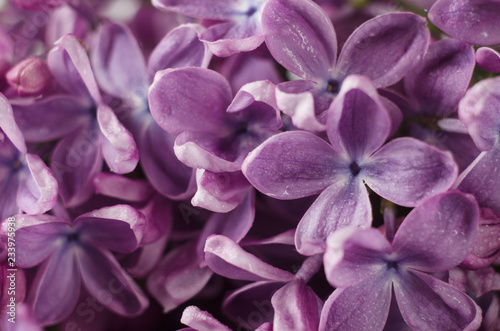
<box><xmin>321</xmin><ymin>191</ymin><xmax>481</xmax><ymax>330</ymax></box>
<box><xmin>243</xmin><ymin>75</ymin><xmax>458</xmax><ymax>255</ymax></box>
<box><xmin>429</xmin><ymin>0</ymin><xmax>500</xmax><ymax>46</ymax></box>
<box><xmin>13</xmin><ymin>34</ymin><xmax>138</xmax><ymax>207</ymax></box>
<box><xmin>180</xmin><ymin>306</ymin><xmax>232</xmax><ymax>331</ymax></box>
<box><xmin>11</xmin><ymin>205</ymin><xmax>149</xmax><ymax>325</ymax></box>
<box><xmin>149</xmin><ymin>67</ymin><xmax>281</xmax><ymax>211</ymax></box>
<box><xmin>11</xmin><ymin>0</ymin><xmax>68</xmax><ymax>11</ymax></box>
<box><xmin>5</xmin><ymin>58</ymin><xmax>52</xmax><ymax>96</ymax></box>
<box><xmin>152</xmin><ymin>0</ymin><xmax>267</xmax><ymax>57</ymax></box>
<box><xmin>91</xmin><ymin>22</ymin><xmax>211</xmax><ymax>200</ymax></box>
<box><xmin>261</xmin><ymin>0</ymin><xmax>429</xmax><ymax>130</ymax></box>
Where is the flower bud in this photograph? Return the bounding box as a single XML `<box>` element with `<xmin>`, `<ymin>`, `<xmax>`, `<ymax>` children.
<box><xmin>6</xmin><ymin>57</ymin><xmax>52</xmax><ymax>96</ymax></box>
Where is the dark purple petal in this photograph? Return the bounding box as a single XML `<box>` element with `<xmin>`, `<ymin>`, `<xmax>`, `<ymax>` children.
<box><xmin>147</xmin><ymin>24</ymin><xmax>211</xmax><ymax>81</ymax></box>
<box><xmin>92</xmin><ymin>22</ymin><xmax>148</xmax><ymax>100</ymax></box>
<box><xmin>392</xmin><ymin>191</ymin><xmax>479</xmax><ymax>272</ymax></box>
<box><xmin>149</xmin><ymin>67</ymin><xmax>231</xmax><ymax>135</ymax></box>
<box><xmin>204</xmin><ymin>234</ymin><xmax>295</xmax><ymax>282</ymax></box>
<box><xmin>319</xmin><ymin>271</ymin><xmax>392</xmax><ymax>331</ymax></box>
<box><xmin>457</xmin><ymin>147</ymin><xmax>500</xmax><ymax>212</ymax></box>
<box><xmin>139</xmin><ymin>121</ymin><xmax>196</xmax><ymax>200</ymax></box>
<box><xmin>50</xmin><ymin>124</ymin><xmax>103</xmax><ymax>207</ymax></box>
<box><xmin>75</xmin><ymin>204</ymin><xmax>146</xmax><ymax>253</ymax></box>
<box><xmin>14</xmin><ymin>215</ymin><xmax>70</xmax><ymax>268</ymax></box>
<box><xmin>16</xmin><ymin>154</ymin><xmax>58</xmax><ymax>215</ymax></box>
<box><xmin>262</xmin><ymin>0</ymin><xmax>337</xmax><ymax>81</ymax></box>
<box><xmin>271</xmin><ymin>279</ymin><xmax>322</xmax><ymax>331</ymax></box>
<box><xmin>243</xmin><ymin>131</ymin><xmax>347</xmax><ymax>199</ymax></box>
<box><xmin>404</xmin><ymin>38</ymin><xmax>475</xmax><ymax>117</ymax></box>
<box><xmin>77</xmin><ymin>243</ymin><xmax>149</xmax><ymax>316</ymax></box>
<box><xmin>93</xmin><ymin>173</ymin><xmax>154</xmax><ymax>203</ymax></box>
<box><xmin>152</xmin><ymin>0</ymin><xmax>241</xmax><ymax>20</ymax></box>
<box><xmin>147</xmin><ymin>242</ymin><xmax>213</xmax><ymax>313</ymax></box>
<box><xmin>193</xmin><ymin>170</ymin><xmax>252</xmax><ymax>213</ymax></box>
<box><xmin>295</xmin><ymin>178</ymin><xmax>372</xmax><ymax>256</ymax></box>
<box><xmin>394</xmin><ymin>270</ymin><xmax>481</xmax><ymax>331</ymax></box>
<box><xmin>326</xmin><ymin>75</ymin><xmax>391</xmax><ymax>159</ymax></box>
<box><xmin>458</xmin><ymin>77</ymin><xmax>500</xmax><ymax>151</ymax></box>
<box><xmin>429</xmin><ymin>0</ymin><xmax>500</xmax><ymax>46</ymax></box>
<box><xmin>12</xmin><ymin>95</ymin><xmax>91</xmax><ymax>142</ymax></box>
<box><xmin>324</xmin><ymin>228</ymin><xmax>391</xmax><ymax>288</ymax></box>
<box><xmin>476</xmin><ymin>47</ymin><xmax>500</xmax><ymax>73</ymax></box>
<box><xmin>363</xmin><ymin>137</ymin><xmax>458</xmax><ymax>207</ymax></box>
<box><xmin>31</xmin><ymin>245</ymin><xmax>81</xmax><ymax>325</ymax></box>
<box><xmin>335</xmin><ymin>12</ymin><xmax>430</xmax><ymax>88</ymax></box>
<box><xmin>97</xmin><ymin>105</ymin><xmax>138</xmax><ymax>174</ymax></box>
<box><xmin>0</xmin><ymin>94</ymin><xmax>26</xmax><ymax>154</ymax></box>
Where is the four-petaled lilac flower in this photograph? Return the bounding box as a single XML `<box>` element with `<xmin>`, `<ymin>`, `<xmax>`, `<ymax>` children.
<box><xmin>11</xmin><ymin>205</ymin><xmax>149</xmax><ymax>325</ymax></box>
<box><xmin>153</xmin><ymin>0</ymin><xmax>267</xmax><ymax>57</ymax></box>
<box><xmin>243</xmin><ymin>75</ymin><xmax>458</xmax><ymax>255</ymax></box>
<box><xmin>321</xmin><ymin>191</ymin><xmax>481</xmax><ymax>331</ymax></box>
<box><xmin>261</xmin><ymin>0</ymin><xmax>429</xmax><ymax>131</ymax></box>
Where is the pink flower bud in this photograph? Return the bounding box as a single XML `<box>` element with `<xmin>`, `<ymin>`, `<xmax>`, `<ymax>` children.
<box><xmin>6</xmin><ymin>58</ymin><xmax>52</xmax><ymax>96</ymax></box>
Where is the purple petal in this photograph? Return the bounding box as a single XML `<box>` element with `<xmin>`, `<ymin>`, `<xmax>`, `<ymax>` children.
<box><xmin>0</xmin><ymin>93</ymin><xmax>26</xmax><ymax>154</ymax></box>
<box><xmin>149</xmin><ymin>67</ymin><xmax>231</xmax><ymax>135</ymax></box>
<box><xmin>14</xmin><ymin>215</ymin><xmax>71</xmax><ymax>268</ymax></box>
<box><xmin>93</xmin><ymin>173</ymin><xmax>154</xmax><ymax>203</ymax></box>
<box><xmin>97</xmin><ymin>105</ymin><xmax>138</xmax><ymax>174</ymax></box>
<box><xmin>457</xmin><ymin>147</ymin><xmax>500</xmax><ymax>212</ymax></box>
<box><xmin>335</xmin><ymin>12</ymin><xmax>429</xmax><ymax>88</ymax></box>
<box><xmin>428</xmin><ymin>0</ymin><xmax>500</xmax><ymax>46</ymax></box>
<box><xmin>458</xmin><ymin>77</ymin><xmax>500</xmax><ymax>151</ymax></box>
<box><xmin>31</xmin><ymin>246</ymin><xmax>81</xmax><ymax>325</ymax></box>
<box><xmin>319</xmin><ymin>271</ymin><xmax>392</xmax><ymax>331</ymax></box>
<box><xmin>196</xmin><ymin>190</ymin><xmax>254</xmax><ymax>264</ymax></box>
<box><xmin>192</xmin><ymin>170</ymin><xmax>252</xmax><ymax>213</ymax></box>
<box><xmin>363</xmin><ymin>137</ymin><xmax>458</xmax><ymax>207</ymax></box>
<box><xmin>147</xmin><ymin>242</ymin><xmax>213</xmax><ymax>313</ymax></box>
<box><xmin>275</xmin><ymin>80</ymin><xmax>328</xmax><ymax>131</ymax></box>
<box><xmin>45</xmin><ymin>5</ymin><xmax>89</xmax><ymax>46</ymax></box>
<box><xmin>262</xmin><ymin>0</ymin><xmax>337</xmax><ymax>81</ymax></box>
<box><xmin>324</xmin><ymin>228</ymin><xmax>391</xmax><ymax>288</ymax></box>
<box><xmin>476</xmin><ymin>47</ymin><xmax>500</xmax><ymax>73</ymax></box>
<box><xmin>75</xmin><ymin>204</ymin><xmax>146</xmax><ymax>253</ymax></box>
<box><xmin>181</xmin><ymin>306</ymin><xmax>232</xmax><ymax>331</ymax></box>
<box><xmin>326</xmin><ymin>75</ymin><xmax>391</xmax><ymax>159</ymax></box>
<box><xmin>152</xmin><ymin>0</ymin><xmax>241</xmax><ymax>20</ymax></box>
<box><xmin>243</xmin><ymin>131</ymin><xmax>347</xmax><ymax>199</ymax></box>
<box><xmin>392</xmin><ymin>191</ymin><xmax>479</xmax><ymax>272</ymax></box>
<box><xmin>77</xmin><ymin>243</ymin><xmax>149</xmax><ymax>316</ymax></box>
<box><xmin>48</xmin><ymin>34</ymin><xmax>102</xmax><ymax>103</ymax></box>
<box><xmin>404</xmin><ymin>38</ymin><xmax>475</xmax><ymax>117</ymax></box>
<box><xmin>92</xmin><ymin>22</ymin><xmax>148</xmax><ymax>100</ymax></box>
<box><xmin>50</xmin><ymin>124</ymin><xmax>103</xmax><ymax>207</ymax></box>
<box><xmin>271</xmin><ymin>279</ymin><xmax>322</xmax><ymax>331</ymax></box>
<box><xmin>295</xmin><ymin>179</ymin><xmax>372</xmax><ymax>256</ymax></box>
<box><xmin>12</xmin><ymin>95</ymin><xmax>91</xmax><ymax>142</ymax></box>
<box><xmin>16</xmin><ymin>153</ymin><xmax>58</xmax><ymax>215</ymax></box>
<box><xmin>394</xmin><ymin>270</ymin><xmax>481</xmax><ymax>331</ymax></box>
<box><xmin>139</xmin><ymin>121</ymin><xmax>196</xmax><ymax>200</ymax></box>
<box><xmin>201</xmin><ymin>21</ymin><xmax>265</xmax><ymax>57</ymax></box>
<box><xmin>147</xmin><ymin>24</ymin><xmax>211</xmax><ymax>81</ymax></box>
<box><xmin>204</xmin><ymin>234</ymin><xmax>295</xmax><ymax>282</ymax></box>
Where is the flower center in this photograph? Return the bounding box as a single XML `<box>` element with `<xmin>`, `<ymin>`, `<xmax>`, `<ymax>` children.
<box><xmin>246</xmin><ymin>6</ymin><xmax>257</xmax><ymax>16</ymax></box>
<box><xmin>386</xmin><ymin>260</ymin><xmax>398</xmax><ymax>271</ymax></box>
<box><xmin>67</xmin><ymin>232</ymin><xmax>80</xmax><ymax>242</ymax></box>
<box><xmin>349</xmin><ymin>162</ymin><xmax>361</xmax><ymax>176</ymax></box>
<box><xmin>327</xmin><ymin>79</ymin><xmax>340</xmax><ymax>94</ymax></box>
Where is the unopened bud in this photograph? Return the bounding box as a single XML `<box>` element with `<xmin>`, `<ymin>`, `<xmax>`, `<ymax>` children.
<box><xmin>6</xmin><ymin>57</ymin><xmax>52</xmax><ymax>96</ymax></box>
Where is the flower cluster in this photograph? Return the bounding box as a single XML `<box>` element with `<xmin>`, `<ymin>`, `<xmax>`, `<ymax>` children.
<box><xmin>0</xmin><ymin>0</ymin><xmax>499</xmax><ymax>330</ymax></box>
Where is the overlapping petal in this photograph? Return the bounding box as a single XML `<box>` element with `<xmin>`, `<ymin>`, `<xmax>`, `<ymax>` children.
<box><xmin>181</xmin><ymin>306</ymin><xmax>232</xmax><ymax>331</ymax></box>
<box><xmin>476</xmin><ymin>47</ymin><xmax>500</xmax><ymax>73</ymax></box>
<box><xmin>392</xmin><ymin>191</ymin><xmax>479</xmax><ymax>272</ymax></box>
